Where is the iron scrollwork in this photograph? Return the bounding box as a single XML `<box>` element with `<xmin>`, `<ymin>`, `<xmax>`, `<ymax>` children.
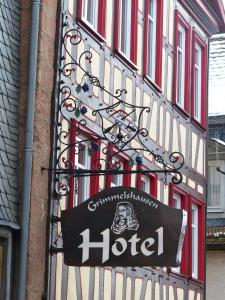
<box><xmin>52</xmin><ymin>17</ymin><xmax>185</xmax><ymax>199</ymax></box>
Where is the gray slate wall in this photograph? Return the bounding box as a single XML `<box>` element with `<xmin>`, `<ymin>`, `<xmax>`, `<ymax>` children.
<box><xmin>0</xmin><ymin>0</ymin><xmax>20</xmax><ymax>227</ymax></box>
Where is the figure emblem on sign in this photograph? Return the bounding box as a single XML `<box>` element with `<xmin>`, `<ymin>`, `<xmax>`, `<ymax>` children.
<box><xmin>111</xmin><ymin>202</ymin><xmax>139</xmax><ymax>234</ymax></box>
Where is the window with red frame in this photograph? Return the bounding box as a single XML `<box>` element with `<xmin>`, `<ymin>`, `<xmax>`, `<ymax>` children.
<box><xmin>143</xmin><ymin>0</ymin><xmax>163</xmax><ymax>87</ymax></box>
<box><xmin>169</xmin><ymin>184</ymin><xmax>188</xmax><ymax>275</ymax></box>
<box><xmin>136</xmin><ymin>169</ymin><xmax>157</xmax><ymax>198</ymax></box>
<box><xmin>189</xmin><ymin>196</ymin><xmax>205</xmax><ymax>281</ymax></box>
<box><xmin>173</xmin><ymin>10</ymin><xmax>191</xmax><ymax>114</ymax></box>
<box><xmin>69</xmin><ymin>120</ymin><xmax>100</xmax><ymax>208</ymax></box>
<box><xmin>191</xmin><ymin>32</ymin><xmax>207</xmax><ymax>128</ymax></box>
<box><xmin>106</xmin><ymin>154</ymin><xmax>131</xmax><ymax>188</ymax></box>
<box><xmin>114</xmin><ymin>0</ymin><xmax>138</xmax><ymax>64</ymax></box>
<box><xmin>77</xmin><ymin>0</ymin><xmax>106</xmax><ymax>37</ymax></box>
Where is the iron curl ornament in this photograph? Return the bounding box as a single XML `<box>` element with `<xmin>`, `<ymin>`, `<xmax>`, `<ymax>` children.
<box><xmin>46</xmin><ymin>20</ymin><xmax>185</xmax><ymax>199</ymax></box>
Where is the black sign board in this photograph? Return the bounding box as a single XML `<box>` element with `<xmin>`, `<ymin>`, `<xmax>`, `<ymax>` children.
<box><xmin>61</xmin><ymin>187</ymin><xmax>187</xmax><ymax>267</ymax></box>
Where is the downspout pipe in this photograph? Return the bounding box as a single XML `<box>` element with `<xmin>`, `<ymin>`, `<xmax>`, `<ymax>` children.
<box><xmin>17</xmin><ymin>1</ymin><xmax>41</xmax><ymax>299</ymax></box>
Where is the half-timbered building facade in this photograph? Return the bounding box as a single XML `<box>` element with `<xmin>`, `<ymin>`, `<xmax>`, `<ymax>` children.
<box><xmin>45</xmin><ymin>1</ymin><xmax>225</xmax><ymax>299</ymax></box>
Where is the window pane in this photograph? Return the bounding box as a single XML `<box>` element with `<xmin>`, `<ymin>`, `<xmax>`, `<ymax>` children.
<box><xmin>176</xmin><ymin>26</ymin><xmax>185</xmax><ymax>107</ymax></box>
<box><xmin>147</xmin><ymin>0</ymin><xmax>156</xmax><ymax>79</ymax></box>
<box><xmin>119</xmin><ymin>0</ymin><xmax>131</xmax><ymax>57</ymax></box>
<box><xmin>208</xmin><ymin>164</ymin><xmax>221</xmax><ymax>207</ymax></box>
<box><xmin>82</xmin><ymin>0</ymin><xmax>98</xmax><ymax>29</ymax></box>
<box><xmin>192</xmin><ymin>205</ymin><xmax>198</xmax><ymax>278</ymax></box>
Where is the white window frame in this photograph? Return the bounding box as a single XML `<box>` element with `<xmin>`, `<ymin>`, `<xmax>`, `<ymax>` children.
<box><xmin>146</xmin><ymin>0</ymin><xmax>157</xmax><ymax>81</ymax></box>
<box><xmin>172</xmin><ymin>193</ymin><xmax>181</xmax><ymax>273</ymax></box>
<box><xmin>74</xmin><ymin>138</ymin><xmax>90</xmax><ymax>206</ymax></box>
<box><xmin>208</xmin><ymin>161</ymin><xmax>224</xmax><ymax>210</ymax></box>
<box><xmin>194</xmin><ymin>44</ymin><xmax>202</xmax><ymax>121</ymax></box>
<box><xmin>111</xmin><ymin>157</ymin><xmax>123</xmax><ymax>187</ymax></box>
<box><xmin>82</xmin><ymin>0</ymin><xmax>99</xmax><ymax>30</ymax></box>
<box><xmin>141</xmin><ymin>175</ymin><xmax>150</xmax><ymax>193</ymax></box>
<box><xmin>118</xmin><ymin>0</ymin><xmax>132</xmax><ymax>58</ymax></box>
<box><xmin>176</xmin><ymin>24</ymin><xmax>185</xmax><ymax>108</ymax></box>
<box><xmin>192</xmin><ymin>204</ymin><xmax>198</xmax><ymax>279</ymax></box>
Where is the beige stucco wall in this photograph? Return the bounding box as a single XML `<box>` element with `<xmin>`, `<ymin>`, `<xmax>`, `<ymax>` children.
<box><xmin>206</xmin><ymin>251</ymin><xmax>225</xmax><ymax>300</ymax></box>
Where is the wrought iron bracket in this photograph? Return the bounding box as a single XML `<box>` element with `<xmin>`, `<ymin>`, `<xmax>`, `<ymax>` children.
<box><xmin>53</xmin><ymin>14</ymin><xmax>185</xmax><ymax>199</ymax></box>
<box><xmin>49</xmin><ymin>245</ymin><xmax>64</xmax><ymax>256</ymax></box>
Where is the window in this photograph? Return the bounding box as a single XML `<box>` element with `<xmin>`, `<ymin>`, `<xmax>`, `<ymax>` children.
<box><xmin>137</xmin><ymin>170</ymin><xmax>157</xmax><ymax>198</ymax></box>
<box><xmin>191</xmin><ymin>32</ymin><xmax>207</xmax><ymax>127</ymax></box>
<box><xmin>169</xmin><ymin>185</ymin><xmax>188</xmax><ymax>275</ymax></box>
<box><xmin>208</xmin><ymin>161</ymin><xmax>224</xmax><ymax>209</ymax></box>
<box><xmin>74</xmin><ymin>140</ymin><xmax>90</xmax><ymax>206</ymax></box>
<box><xmin>69</xmin><ymin>120</ymin><xmax>100</xmax><ymax>207</ymax></box>
<box><xmin>173</xmin><ymin>11</ymin><xmax>191</xmax><ymax>113</ymax></box>
<box><xmin>144</xmin><ymin>0</ymin><xmax>163</xmax><ymax>87</ymax></box>
<box><xmin>171</xmin><ymin>193</ymin><xmax>181</xmax><ymax>273</ymax></box>
<box><xmin>107</xmin><ymin>152</ymin><xmax>131</xmax><ymax>188</ymax></box>
<box><xmin>189</xmin><ymin>196</ymin><xmax>205</xmax><ymax>281</ymax></box>
<box><xmin>111</xmin><ymin>158</ymin><xmax>123</xmax><ymax>187</ymax></box>
<box><xmin>114</xmin><ymin>0</ymin><xmax>138</xmax><ymax>64</ymax></box>
<box><xmin>77</xmin><ymin>0</ymin><xmax>106</xmax><ymax>38</ymax></box>
<box><xmin>177</xmin><ymin>25</ymin><xmax>185</xmax><ymax>107</ymax></box>
<box><xmin>141</xmin><ymin>175</ymin><xmax>150</xmax><ymax>193</ymax></box>
<box><xmin>191</xmin><ymin>204</ymin><xmax>198</xmax><ymax>278</ymax></box>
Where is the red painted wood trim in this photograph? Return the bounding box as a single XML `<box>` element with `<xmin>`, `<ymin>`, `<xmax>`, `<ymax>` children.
<box><xmin>97</xmin><ymin>0</ymin><xmax>106</xmax><ymax>37</ymax></box>
<box><xmin>90</xmin><ymin>140</ymin><xmax>100</xmax><ymax>195</ymax></box>
<box><xmin>114</xmin><ymin>0</ymin><xmax>120</xmax><ymax>52</ymax></box>
<box><xmin>149</xmin><ymin>173</ymin><xmax>157</xmax><ymax>198</ymax></box>
<box><xmin>77</xmin><ymin>0</ymin><xmax>82</xmax><ymax>19</ymax></box>
<box><xmin>69</xmin><ymin>119</ymin><xmax>76</xmax><ymax>208</ymax></box>
<box><xmin>191</xmin><ymin>31</ymin><xmax>208</xmax><ymax>129</ymax></box>
<box><xmin>155</xmin><ymin>0</ymin><xmax>163</xmax><ymax>87</ymax></box>
<box><xmin>123</xmin><ymin>160</ymin><xmax>131</xmax><ymax>187</ymax></box>
<box><xmin>173</xmin><ymin>10</ymin><xmax>191</xmax><ymax>114</ymax></box>
<box><xmin>130</xmin><ymin>0</ymin><xmax>138</xmax><ymax>64</ymax></box>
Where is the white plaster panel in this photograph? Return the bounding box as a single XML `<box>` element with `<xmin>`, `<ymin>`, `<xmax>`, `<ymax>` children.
<box><xmin>172</xmin><ymin>119</ymin><xmax>179</xmax><ymax>152</ymax></box>
<box><xmin>94</xmin><ymin>268</ymin><xmax>100</xmax><ymax>300</ymax></box>
<box><xmin>169</xmin><ymin>286</ymin><xmax>175</xmax><ymax>300</ymax></box>
<box><xmin>177</xmin><ymin>288</ymin><xmax>184</xmax><ymax>299</ymax></box>
<box><xmin>104</xmin><ymin>60</ymin><xmax>111</xmax><ymax>104</ymax></box>
<box><xmin>104</xmin><ymin>269</ymin><xmax>112</xmax><ymax>300</ymax></box>
<box><xmin>191</xmin><ymin>132</ymin><xmax>198</xmax><ymax>168</ymax></box>
<box><xmin>180</xmin><ymin>123</ymin><xmax>186</xmax><ymax>159</ymax></box>
<box><xmin>144</xmin><ymin>280</ymin><xmax>152</xmax><ymax>300</ymax></box>
<box><xmin>126</xmin><ymin>277</ymin><xmax>132</xmax><ymax>300</ymax></box>
<box><xmin>159</xmin><ymin>106</ymin><xmax>164</xmax><ymax>146</ymax></box>
<box><xmin>115</xmin><ymin>273</ymin><xmax>123</xmax><ymax>300</ymax></box>
<box><xmin>134</xmin><ymin>278</ymin><xmax>142</xmax><ymax>299</ymax></box>
<box><xmin>149</xmin><ymin>100</ymin><xmax>157</xmax><ymax>141</ymax></box>
<box><xmin>67</xmin><ymin>267</ymin><xmax>77</xmax><ymax>299</ymax></box>
<box><xmin>76</xmin><ymin>41</ymin><xmax>85</xmax><ymax>83</ymax></box>
<box><xmin>90</xmin><ymin>48</ymin><xmax>100</xmax><ymax>97</ymax></box>
<box><xmin>55</xmin><ymin>254</ymin><xmax>63</xmax><ymax>300</ymax></box>
<box><xmin>165</xmin><ymin>111</ymin><xmax>170</xmax><ymax>151</ymax></box>
<box><xmin>197</xmin><ymin>139</ymin><xmax>204</xmax><ymax>175</ymax></box>
<box><xmin>81</xmin><ymin>267</ymin><xmax>90</xmax><ymax>300</ymax></box>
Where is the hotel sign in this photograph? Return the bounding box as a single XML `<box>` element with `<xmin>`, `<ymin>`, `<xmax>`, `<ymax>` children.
<box><xmin>61</xmin><ymin>187</ymin><xmax>187</xmax><ymax>267</ymax></box>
